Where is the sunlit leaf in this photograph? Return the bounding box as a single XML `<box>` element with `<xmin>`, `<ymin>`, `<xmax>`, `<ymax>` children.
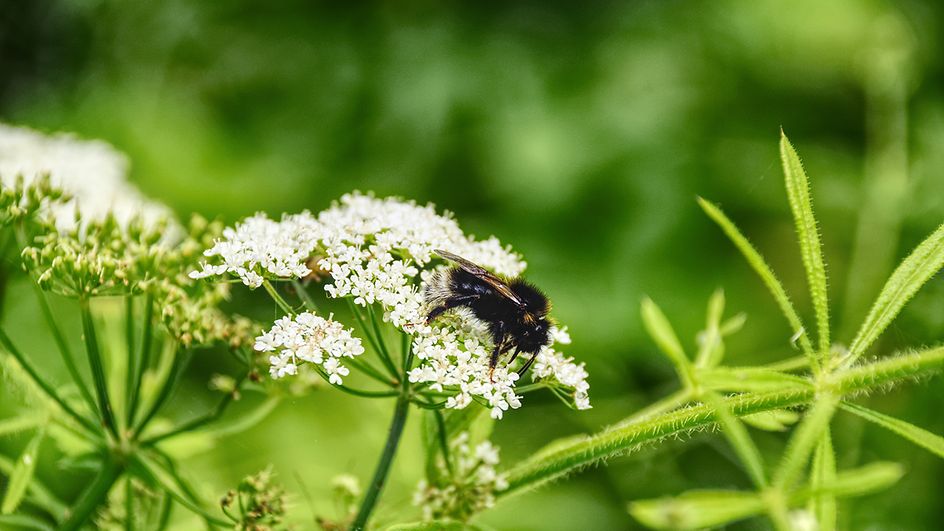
<box><xmin>695</xmin><ymin>289</ymin><xmax>725</xmax><ymax>368</ymax></box>
<box><xmin>629</xmin><ymin>490</ymin><xmax>765</xmax><ymax>530</ymax></box>
<box><xmin>847</xmin><ymin>222</ymin><xmax>944</xmax><ymax>363</ymax></box>
<box><xmin>841</xmin><ymin>402</ymin><xmax>944</xmax><ymax>459</ymax></box>
<box><xmin>1</xmin><ymin>429</ymin><xmax>44</xmax><ymax>515</ymax></box>
<box><xmin>0</xmin><ymin>455</ymin><xmax>65</xmax><ymax>521</ymax></box>
<box><xmin>697</xmin><ymin>197</ymin><xmax>813</xmax><ymax>357</ymax></box>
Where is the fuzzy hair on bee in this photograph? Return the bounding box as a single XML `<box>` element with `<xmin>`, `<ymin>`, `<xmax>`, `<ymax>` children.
<box><xmin>423</xmin><ymin>250</ymin><xmax>553</xmax><ymax>378</ymax></box>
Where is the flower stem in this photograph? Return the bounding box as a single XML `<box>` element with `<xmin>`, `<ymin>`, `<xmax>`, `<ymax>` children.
<box><xmin>60</xmin><ymin>455</ymin><xmax>124</xmax><ymax>531</ymax></box>
<box><xmin>127</xmin><ymin>293</ymin><xmax>155</xmax><ymax>427</ymax></box>
<box><xmin>79</xmin><ymin>297</ymin><xmax>119</xmax><ymax>439</ymax></box>
<box><xmin>351</xmin><ymin>349</ymin><xmax>414</xmax><ymax>530</ymax></box>
<box><xmin>263</xmin><ymin>280</ymin><xmax>295</xmax><ymax>316</ymax></box>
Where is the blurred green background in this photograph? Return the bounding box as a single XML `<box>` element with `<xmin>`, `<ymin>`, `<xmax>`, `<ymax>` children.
<box><xmin>2</xmin><ymin>0</ymin><xmax>944</xmax><ymax>529</ymax></box>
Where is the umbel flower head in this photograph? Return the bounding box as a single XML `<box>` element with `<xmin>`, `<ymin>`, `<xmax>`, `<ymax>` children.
<box><xmin>0</xmin><ymin>122</ymin><xmax>171</xmax><ymax>229</ymax></box>
<box><xmin>413</xmin><ymin>432</ymin><xmax>508</xmax><ymax>522</ymax></box>
<box><xmin>193</xmin><ymin>192</ymin><xmax>591</xmax><ymax>418</ymax></box>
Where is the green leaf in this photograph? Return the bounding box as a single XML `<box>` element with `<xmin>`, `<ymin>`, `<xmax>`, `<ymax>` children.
<box><xmin>629</xmin><ymin>490</ymin><xmax>765</xmax><ymax>530</ymax></box>
<box><xmin>1</xmin><ymin>429</ymin><xmax>44</xmax><ymax>514</ymax></box>
<box><xmin>0</xmin><ymin>455</ymin><xmax>66</xmax><ymax>521</ymax></box>
<box><xmin>742</xmin><ymin>409</ymin><xmax>800</xmax><ymax>432</ymax></box>
<box><xmin>694</xmin><ymin>289</ymin><xmax>726</xmax><ymax>368</ymax></box>
<box><xmin>780</xmin><ymin>131</ymin><xmax>830</xmax><ymax>356</ymax></box>
<box><xmin>803</xmin><ymin>461</ymin><xmax>903</xmax><ymax>499</ymax></box>
<box><xmin>0</xmin><ymin>417</ymin><xmax>42</xmax><ymax>438</ymax></box>
<box><xmin>697</xmin><ymin>197</ymin><xmax>813</xmax><ymax>358</ymax></box>
<box><xmin>809</xmin><ymin>429</ymin><xmax>836</xmax><ymax>531</ymax></box>
<box><xmin>840</xmin><ymin>402</ymin><xmax>944</xmax><ymax>458</ymax></box>
<box><xmin>699</xmin><ymin>367</ymin><xmax>810</xmax><ymax>394</ymax></box>
<box><xmin>847</xmin><ymin>222</ymin><xmax>944</xmax><ymax>364</ymax></box>
<box><xmin>641</xmin><ymin>298</ymin><xmax>694</xmax><ymax>388</ymax></box>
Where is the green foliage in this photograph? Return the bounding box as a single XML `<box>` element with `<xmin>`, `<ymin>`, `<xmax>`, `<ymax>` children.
<box><xmin>1</xmin><ymin>429</ymin><xmax>44</xmax><ymax>515</ymax></box>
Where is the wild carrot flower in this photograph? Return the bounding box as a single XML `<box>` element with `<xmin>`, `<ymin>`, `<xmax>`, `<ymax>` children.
<box><xmin>0</xmin><ymin>123</ymin><xmax>171</xmax><ymax>228</ymax></box>
<box><xmin>413</xmin><ymin>432</ymin><xmax>508</xmax><ymax>521</ymax></box>
<box><xmin>193</xmin><ymin>192</ymin><xmax>591</xmax><ymax>416</ymax></box>
<box><xmin>254</xmin><ymin>312</ymin><xmax>365</xmax><ymax>382</ymax></box>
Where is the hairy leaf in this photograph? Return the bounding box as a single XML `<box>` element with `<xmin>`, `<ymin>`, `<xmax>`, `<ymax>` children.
<box><xmin>847</xmin><ymin>222</ymin><xmax>944</xmax><ymax>363</ymax></box>
<box><xmin>641</xmin><ymin>298</ymin><xmax>694</xmax><ymax>388</ymax></box>
<box><xmin>742</xmin><ymin>409</ymin><xmax>800</xmax><ymax>432</ymax></box>
<box><xmin>809</xmin><ymin>429</ymin><xmax>836</xmax><ymax>531</ymax></box>
<box><xmin>780</xmin><ymin>132</ymin><xmax>830</xmax><ymax>356</ymax></box>
<box><xmin>697</xmin><ymin>197</ymin><xmax>813</xmax><ymax>358</ymax></box>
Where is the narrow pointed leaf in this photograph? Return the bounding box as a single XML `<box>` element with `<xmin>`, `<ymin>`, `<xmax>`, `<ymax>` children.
<box><xmin>809</xmin><ymin>429</ymin><xmax>836</xmax><ymax>531</ymax></box>
<box><xmin>840</xmin><ymin>402</ymin><xmax>944</xmax><ymax>458</ymax></box>
<box><xmin>780</xmin><ymin>132</ymin><xmax>830</xmax><ymax>355</ymax></box>
<box><xmin>0</xmin><ymin>514</ymin><xmax>55</xmax><ymax>531</ymax></box>
<box><xmin>847</xmin><ymin>222</ymin><xmax>944</xmax><ymax>363</ymax></box>
<box><xmin>641</xmin><ymin>298</ymin><xmax>694</xmax><ymax>388</ymax></box>
<box><xmin>385</xmin><ymin>521</ymin><xmax>484</xmax><ymax>531</ymax></box>
<box><xmin>802</xmin><ymin>461</ymin><xmax>903</xmax><ymax>499</ymax></box>
<box><xmin>0</xmin><ymin>417</ymin><xmax>41</xmax><ymax>437</ymax></box>
<box><xmin>0</xmin><ymin>455</ymin><xmax>66</xmax><ymax>521</ymax></box>
<box><xmin>629</xmin><ymin>490</ymin><xmax>765</xmax><ymax>530</ymax></box>
<box><xmin>697</xmin><ymin>197</ymin><xmax>813</xmax><ymax>357</ymax></box>
<box><xmin>1</xmin><ymin>430</ymin><xmax>44</xmax><ymax>514</ymax></box>
<box><xmin>695</xmin><ymin>289</ymin><xmax>725</xmax><ymax>368</ymax></box>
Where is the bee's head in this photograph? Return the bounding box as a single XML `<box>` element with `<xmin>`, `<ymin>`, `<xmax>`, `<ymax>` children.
<box><xmin>517</xmin><ymin>314</ymin><xmax>551</xmax><ymax>353</ymax></box>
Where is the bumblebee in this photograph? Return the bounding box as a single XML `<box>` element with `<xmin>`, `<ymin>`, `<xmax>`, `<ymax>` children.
<box><xmin>423</xmin><ymin>249</ymin><xmax>552</xmax><ymax>378</ymax></box>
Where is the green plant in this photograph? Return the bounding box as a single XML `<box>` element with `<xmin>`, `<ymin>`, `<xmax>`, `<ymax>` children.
<box><xmin>493</xmin><ymin>132</ymin><xmax>944</xmax><ymax>530</ymax></box>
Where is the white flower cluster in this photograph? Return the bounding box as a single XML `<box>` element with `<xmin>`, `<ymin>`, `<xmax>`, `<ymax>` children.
<box><xmin>190</xmin><ymin>212</ymin><xmax>320</xmax><ymax>288</ymax></box>
<box><xmin>0</xmin><ymin>123</ymin><xmax>171</xmax><ymax>229</ymax></box>
<box><xmin>193</xmin><ymin>192</ymin><xmax>590</xmax><ymax>415</ymax></box>
<box><xmin>254</xmin><ymin>312</ymin><xmax>365</xmax><ymax>383</ymax></box>
<box><xmin>531</xmin><ymin>327</ymin><xmax>591</xmax><ymax>410</ymax></box>
<box><xmin>413</xmin><ymin>432</ymin><xmax>508</xmax><ymax>522</ymax></box>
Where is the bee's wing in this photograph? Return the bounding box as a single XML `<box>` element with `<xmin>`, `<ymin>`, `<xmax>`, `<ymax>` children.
<box><xmin>435</xmin><ymin>249</ymin><xmax>525</xmax><ymax>307</ymax></box>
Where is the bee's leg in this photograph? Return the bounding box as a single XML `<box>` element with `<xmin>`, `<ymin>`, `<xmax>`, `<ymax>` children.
<box><xmin>424</xmin><ymin>295</ymin><xmax>478</xmax><ymax>324</ymax></box>
<box><xmin>507</xmin><ymin>346</ymin><xmax>523</xmax><ymax>365</ymax></box>
<box><xmin>518</xmin><ymin>352</ymin><xmax>538</xmax><ymax>377</ymax></box>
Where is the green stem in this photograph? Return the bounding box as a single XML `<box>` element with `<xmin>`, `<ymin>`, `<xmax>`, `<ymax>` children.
<box><xmin>32</xmin><ymin>283</ymin><xmax>97</xmax><ymax>415</ymax></box>
<box><xmin>134</xmin><ymin>348</ymin><xmax>191</xmax><ymax>434</ymax></box>
<box><xmin>60</xmin><ymin>456</ymin><xmax>124</xmax><ymax>531</ymax></box>
<box><xmin>290</xmin><ymin>279</ymin><xmax>319</xmax><ymax>312</ymax></box>
<box><xmin>124</xmin><ymin>295</ymin><xmax>137</xmax><ymax>431</ymax></box>
<box><xmin>348</xmin><ymin>300</ymin><xmax>399</xmax><ymax>381</ymax></box>
<box><xmin>263</xmin><ymin>280</ymin><xmax>295</xmax><ymax>316</ymax></box>
<box><xmin>0</xmin><ymin>327</ymin><xmax>99</xmax><ymax>436</ymax></box>
<box><xmin>79</xmin><ymin>296</ymin><xmax>119</xmax><ymax>439</ymax></box>
<box><xmin>351</xmin><ymin>349</ymin><xmax>414</xmax><ymax>531</ymax></box>
<box><xmin>127</xmin><ymin>293</ymin><xmax>154</xmax><ymax>427</ymax></box>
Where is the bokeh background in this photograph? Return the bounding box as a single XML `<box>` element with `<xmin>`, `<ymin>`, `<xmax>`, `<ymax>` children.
<box><xmin>2</xmin><ymin>0</ymin><xmax>944</xmax><ymax>529</ymax></box>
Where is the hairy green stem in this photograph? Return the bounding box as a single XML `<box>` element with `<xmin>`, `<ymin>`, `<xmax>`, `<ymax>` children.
<box><xmin>351</xmin><ymin>348</ymin><xmax>415</xmax><ymax>530</ymax></box>
<box><xmin>500</xmin><ymin>347</ymin><xmax>944</xmax><ymax>496</ymax></box>
<box><xmin>60</xmin><ymin>455</ymin><xmax>124</xmax><ymax>531</ymax></box>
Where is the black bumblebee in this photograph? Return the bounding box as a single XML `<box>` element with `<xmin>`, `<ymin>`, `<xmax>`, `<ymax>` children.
<box><xmin>424</xmin><ymin>249</ymin><xmax>552</xmax><ymax>378</ymax></box>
